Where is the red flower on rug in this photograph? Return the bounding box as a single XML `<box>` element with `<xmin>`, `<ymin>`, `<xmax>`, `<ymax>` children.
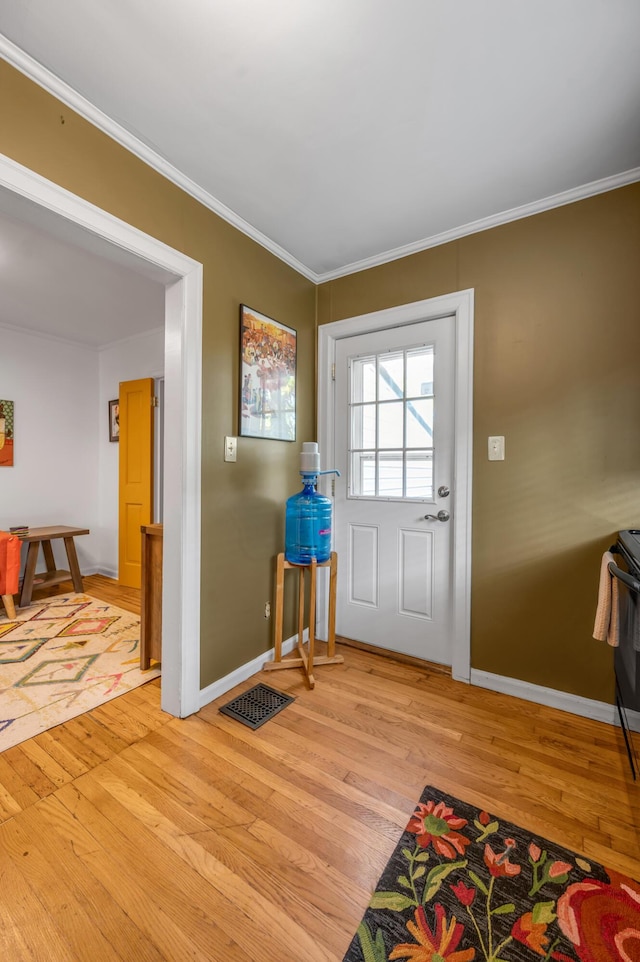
<box><xmin>451</xmin><ymin>881</ymin><xmax>476</xmax><ymax>907</ymax></box>
<box><xmin>512</xmin><ymin>911</ymin><xmax>552</xmax><ymax>956</ymax></box>
<box><xmin>407</xmin><ymin>800</ymin><xmax>471</xmax><ymax>859</ymax></box>
<box><xmin>483</xmin><ymin>839</ymin><xmax>521</xmax><ymax>878</ymax></box>
<box><xmin>389</xmin><ymin>904</ymin><xmax>475</xmax><ymax>962</ymax></box>
<box><xmin>557</xmin><ymin>870</ymin><xmax>640</xmax><ymax>961</ymax></box>
<box><xmin>512</xmin><ymin>906</ymin><xmax>575</xmax><ymax>960</ymax></box>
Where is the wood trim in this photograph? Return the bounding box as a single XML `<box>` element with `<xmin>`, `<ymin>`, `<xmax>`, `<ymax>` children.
<box><xmin>0</xmin><ymin>152</ymin><xmax>202</xmax><ymax>720</ymax></box>
<box><xmin>336</xmin><ymin>634</ymin><xmax>452</xmax><ymax>675</ymax></box>
<box><xmin>317</xmin><ymin>290</ymin><xmax>474</xmax><ymax>679</ymax></box>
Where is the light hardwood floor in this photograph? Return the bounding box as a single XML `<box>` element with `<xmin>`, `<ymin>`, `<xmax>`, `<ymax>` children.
<box><xmin>0</xmin><ymin>583</ymin><xmax>639</xmax><ymax>960</ymax></box>
<box><xmin>24</xmin><ymin>572</ymin><xmax>142</xmax><ymax>616</ymax></box>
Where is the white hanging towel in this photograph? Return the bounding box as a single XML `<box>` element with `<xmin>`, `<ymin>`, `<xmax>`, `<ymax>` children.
<box><xmin>593</xmin><ymin>550</ymin><xmax>619</xmax><ymax>647</ymax></box>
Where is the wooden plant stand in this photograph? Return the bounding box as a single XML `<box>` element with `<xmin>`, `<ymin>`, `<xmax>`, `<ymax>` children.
<box><xmin>264</xmin><ymin>551</ymin><xmax>343</xmax><ymax>689</ymax></box>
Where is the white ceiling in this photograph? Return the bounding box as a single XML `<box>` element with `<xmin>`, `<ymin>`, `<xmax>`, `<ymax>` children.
<box><xmin>1</xmin><ymin>0</ymin><xmax>639</xmax><ymax>280</ymax></box>
<box><xmin>0</xmin><ymin>188</ymin><xmax>165</xmax><ymax>347</ymax></box>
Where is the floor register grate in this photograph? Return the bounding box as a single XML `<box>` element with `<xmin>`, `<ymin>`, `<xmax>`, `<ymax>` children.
<box><xmin>218</xmin><ymin>683</ymin><xmax>295</xmax><ymax>730</ymax></box>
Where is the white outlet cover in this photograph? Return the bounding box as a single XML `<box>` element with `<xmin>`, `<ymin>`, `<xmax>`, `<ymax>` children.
<box><xmin>224</xmin><ymin>436</ymin><xmax>237</xmax><ymax>462</ymax></box>
<box><xmin>488</xmin><ymin>436</ymin><xmax>505</xmax><ymax>461</ymax></box>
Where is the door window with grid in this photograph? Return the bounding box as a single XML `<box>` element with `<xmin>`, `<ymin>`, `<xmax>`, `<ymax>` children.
<box><xmin>348</xmin><ymin>345</ymin><xmax>434</xmax><ymax>500</ymax></box>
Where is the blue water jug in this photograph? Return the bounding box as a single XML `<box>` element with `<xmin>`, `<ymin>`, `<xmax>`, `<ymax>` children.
<box><xmin>285</xmin><ymin>479</ymin><xmax>332</xmax><ymax>564</ymax></box>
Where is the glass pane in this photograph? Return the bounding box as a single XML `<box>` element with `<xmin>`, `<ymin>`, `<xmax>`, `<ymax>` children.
<box><xmin>347</xmin><ymin>346</ymin><xmax>437</xmax><ymax>501</ymax></box>
<box><xmin>351</xmin><ymin>356</ymin><xmax>376</xmax><ymax>403</ymax></box>
<box><xmin>350</xmin><ymin>451</ymin><xmax>376</xmax><ymax>496</ymax></box>
<box><xmin>378</xmin><ymin>401</ymin><xmax>403</xmax><ymax>448</ymax></box>
<box><xmin>406</xmin><ymin>398</ymin><xmax>434</xmax><ymax>447</ymax></box>
<box><xmin>351</xmin><ymin>403</ymin><xmax>376</xmax><ymax>449</ymax></box>
<box><xmin>378</xmin><ymin>352</ymin><xmax>404</xmax><ymax>401</ymax></box>
<box><xmin>406</xmin><ymin>346</ymin><xmax>434</xmax><ymax>398</ymax></box>
<box><xmin>406</xmin><ymin>451</ymin><xmax>433</xmax><ymax>498</ymax></box>
<box><xmin>378</xmin><ymin>452</ymin><xmax>403</xmax><ymax>498</ymax></box>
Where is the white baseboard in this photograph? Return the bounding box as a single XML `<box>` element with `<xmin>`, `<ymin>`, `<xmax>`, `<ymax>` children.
<box><xmin>197</xmin><ymin>646</ymin><xmax>640</xmax><ymax>733</ymax></box>
<box><xmin>198</xmin><ymin>630</ymin><xmax>307</xmax><ymax>708</ymax></box>
<box><xmin>81</xmin><ymin>565</ymin><xmax>117</xmax><ymax>579</ymax></box>
<box><xmin>471</xmin><ymin>668</ymin><xmax>640</xmax><ymax>733</ymax></box>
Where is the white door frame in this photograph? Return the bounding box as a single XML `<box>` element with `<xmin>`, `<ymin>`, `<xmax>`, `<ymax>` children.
<box><xmin>318</xmin><ymin>290</ymin><xmax>474</xmax><ymax>682</ymax></box>
<box><xmin>0</xmin><ymin>153</ymin><xmax>203</xmax><ymax>717</ymax></box>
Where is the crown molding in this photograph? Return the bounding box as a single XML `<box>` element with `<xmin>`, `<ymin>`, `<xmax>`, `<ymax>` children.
<box><xmin>0</xmin><ymin>316</ymin><xmax>164</xmax><ymax>352</ymax></box>
<box><xmin>0</xmin><ymin>318</ymin><xmax>100</xmax><ymax>350</ymax></box>
<box><xmin>0</xmin><ymin>35</ymin><xmax>317</xmax><ymax>283</ymax></box>
<box><xmin>316</xmin><ymin>166</ymin><xmax>640</xmax><ymax>282</ymax></box>
<box><xmin>3</xmin><ymin>35</ymin><xmax>639</xmax><ymax>287</ymax></box>
<box><xmin>98</xmin><ymin>324</ymin><xmax>165</xmax><ymax>352</ymax></box>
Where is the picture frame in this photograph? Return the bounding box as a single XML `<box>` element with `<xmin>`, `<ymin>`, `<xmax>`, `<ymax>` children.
<box><xmin>239</xmin><ymin>304</ymin><xmax>296</xmax><ymax>441</ymax></box>
<box><xmin>109</xmin><ymin>399</ymin><xmax>120</xmax><ymax>442</ymax></box>
<box><xmin>0</xmin><ymin>399</ymin><xmax>14</xmax><ymax>467</ymax></box>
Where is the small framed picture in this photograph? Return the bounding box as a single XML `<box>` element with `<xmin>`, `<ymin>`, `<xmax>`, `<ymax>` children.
<box><xmin>239</xmin><ymin>304</ymin><xmax>296</xmax><ymax>441</ymax></box>
<box><xmin>109</xmin><ymin>399</ymin><xmax>120</xmax><ymax>442</ymax></box>
<box><xmin>0</xmin><ymin>399</ymin><xmax>14</xmax><ymax>467</ymax></box>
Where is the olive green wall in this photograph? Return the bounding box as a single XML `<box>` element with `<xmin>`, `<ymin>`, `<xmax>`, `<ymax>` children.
<box><xmin>319</xmin><ymin>184</ymin><xmax>640</xmax><ymax>703</ymax></box>
<box><xmin>0</xmin><ymin>62</ymin><xmax>316</xmax><ymax>687</ymax></box>
<box><xmin>4</xmin><ymin>60</ymin><xmax>639</xmax><ymax>704</ymax></box>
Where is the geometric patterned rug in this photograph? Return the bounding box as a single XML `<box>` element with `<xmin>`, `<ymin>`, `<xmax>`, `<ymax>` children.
<box><xmin>0</xmin><ymin>593</ymin><xmax>160</xmax><ymax>752</ymax></box>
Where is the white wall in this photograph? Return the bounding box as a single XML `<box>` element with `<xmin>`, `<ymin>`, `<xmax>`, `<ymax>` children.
<box><xmin>98</xmin><ymin>327</ymin><xmax>165</xmax><ymax>575</ymax></box>
<box><xmin>0</xmin><ymin>324</ymin><xmax>165</xmax><ymax>580</ymax></box>
<box><xmin>0</xmin><ymin>325</ymin><xmax>101</xmax><ymax>573</ymax></box>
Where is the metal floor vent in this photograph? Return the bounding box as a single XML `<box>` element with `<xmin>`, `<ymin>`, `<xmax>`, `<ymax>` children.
<box><xmin>218</xmin><ymin>683</ymin><xmax>294</xmax><ymax>730</ymax></box>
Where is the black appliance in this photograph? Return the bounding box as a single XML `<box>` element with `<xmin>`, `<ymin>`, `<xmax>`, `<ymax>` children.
<box><xmin>609</xmin><ymin>530</ymin><xmax>640</xmax><ymax>778</ymax></box>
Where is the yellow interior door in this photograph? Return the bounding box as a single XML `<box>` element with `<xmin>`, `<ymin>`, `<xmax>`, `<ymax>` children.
<box><xmin>119</xmin><ymin>377</ymin><xmax>154</xmax><ymax>588</ymax></box>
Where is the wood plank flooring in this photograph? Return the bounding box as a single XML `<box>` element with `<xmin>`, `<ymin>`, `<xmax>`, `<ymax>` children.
<box><xmin>1</xmin><ymin>602</ymin><xmax>639</xmax><ymax>959</ymax></box>
<box><xmin>26</xmin><ymin>572</ymin><xmax>141</xmax><ymax>615</ymax></box>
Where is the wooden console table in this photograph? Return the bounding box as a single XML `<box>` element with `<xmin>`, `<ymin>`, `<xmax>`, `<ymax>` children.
<box><xmin>19</xmin><ymin>525</ymin><xmax>90</xmax><ymax>606</ymax></box>
<box><xmin>140</xmin><ymin>523</ymin><xmax>163</xmax><ymax>669</ymax></box>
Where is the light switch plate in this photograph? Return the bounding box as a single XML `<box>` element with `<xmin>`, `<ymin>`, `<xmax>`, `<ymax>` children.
<box><xmin>488</xmin><ymin>436</ymin><xmax>505</xmax><ymax>461</ymax></box>
<box><xmin>224</xmin><ymin>436</ymin><xmax>237</xmax><ymax>462</ymax></box>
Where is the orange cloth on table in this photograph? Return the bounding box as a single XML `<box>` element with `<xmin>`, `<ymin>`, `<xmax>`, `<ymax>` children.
<box><xmin>0</xmin><ymin>531</ymin><xmax>21</xmax><ymax>595</ymax></box>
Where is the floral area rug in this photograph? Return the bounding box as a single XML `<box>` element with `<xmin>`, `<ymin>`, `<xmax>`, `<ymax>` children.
<box><xmin>343</xmin><ymin>784</ymin><xmax>639</xmax><ymax>962</ymax></box>
<box><xmin>0</xmin><ymin>593</ymin><xmax>160</xmax><ymax>752</ymax></box>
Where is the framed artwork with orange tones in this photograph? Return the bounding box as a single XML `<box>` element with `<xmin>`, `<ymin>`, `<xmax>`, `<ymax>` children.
<box><xmin>239</xmin><ymin>304</ymin><xmax>296</xmax><ymax>441</ymax></box>
<box><xmin>109</xmin><ymin>399</ymin><xmax>120</xmax><ymax>442</ymax></box>
<box><xmin>0</xmin><ymin>400</ymin><xmax>14</xmax><ymax>467</ymax></box>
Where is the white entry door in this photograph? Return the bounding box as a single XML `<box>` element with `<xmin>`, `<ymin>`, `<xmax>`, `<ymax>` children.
<box><xmin>334</xmin><ymin>316</ymin><xmax>455</xmax><ymax>664</ymax></box>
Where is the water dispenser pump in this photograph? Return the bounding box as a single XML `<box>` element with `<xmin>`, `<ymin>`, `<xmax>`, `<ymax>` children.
<box><xmin>284</xmin><ymin>442</ymin><xmax>340</xmax><ymax>564</ymax></box>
